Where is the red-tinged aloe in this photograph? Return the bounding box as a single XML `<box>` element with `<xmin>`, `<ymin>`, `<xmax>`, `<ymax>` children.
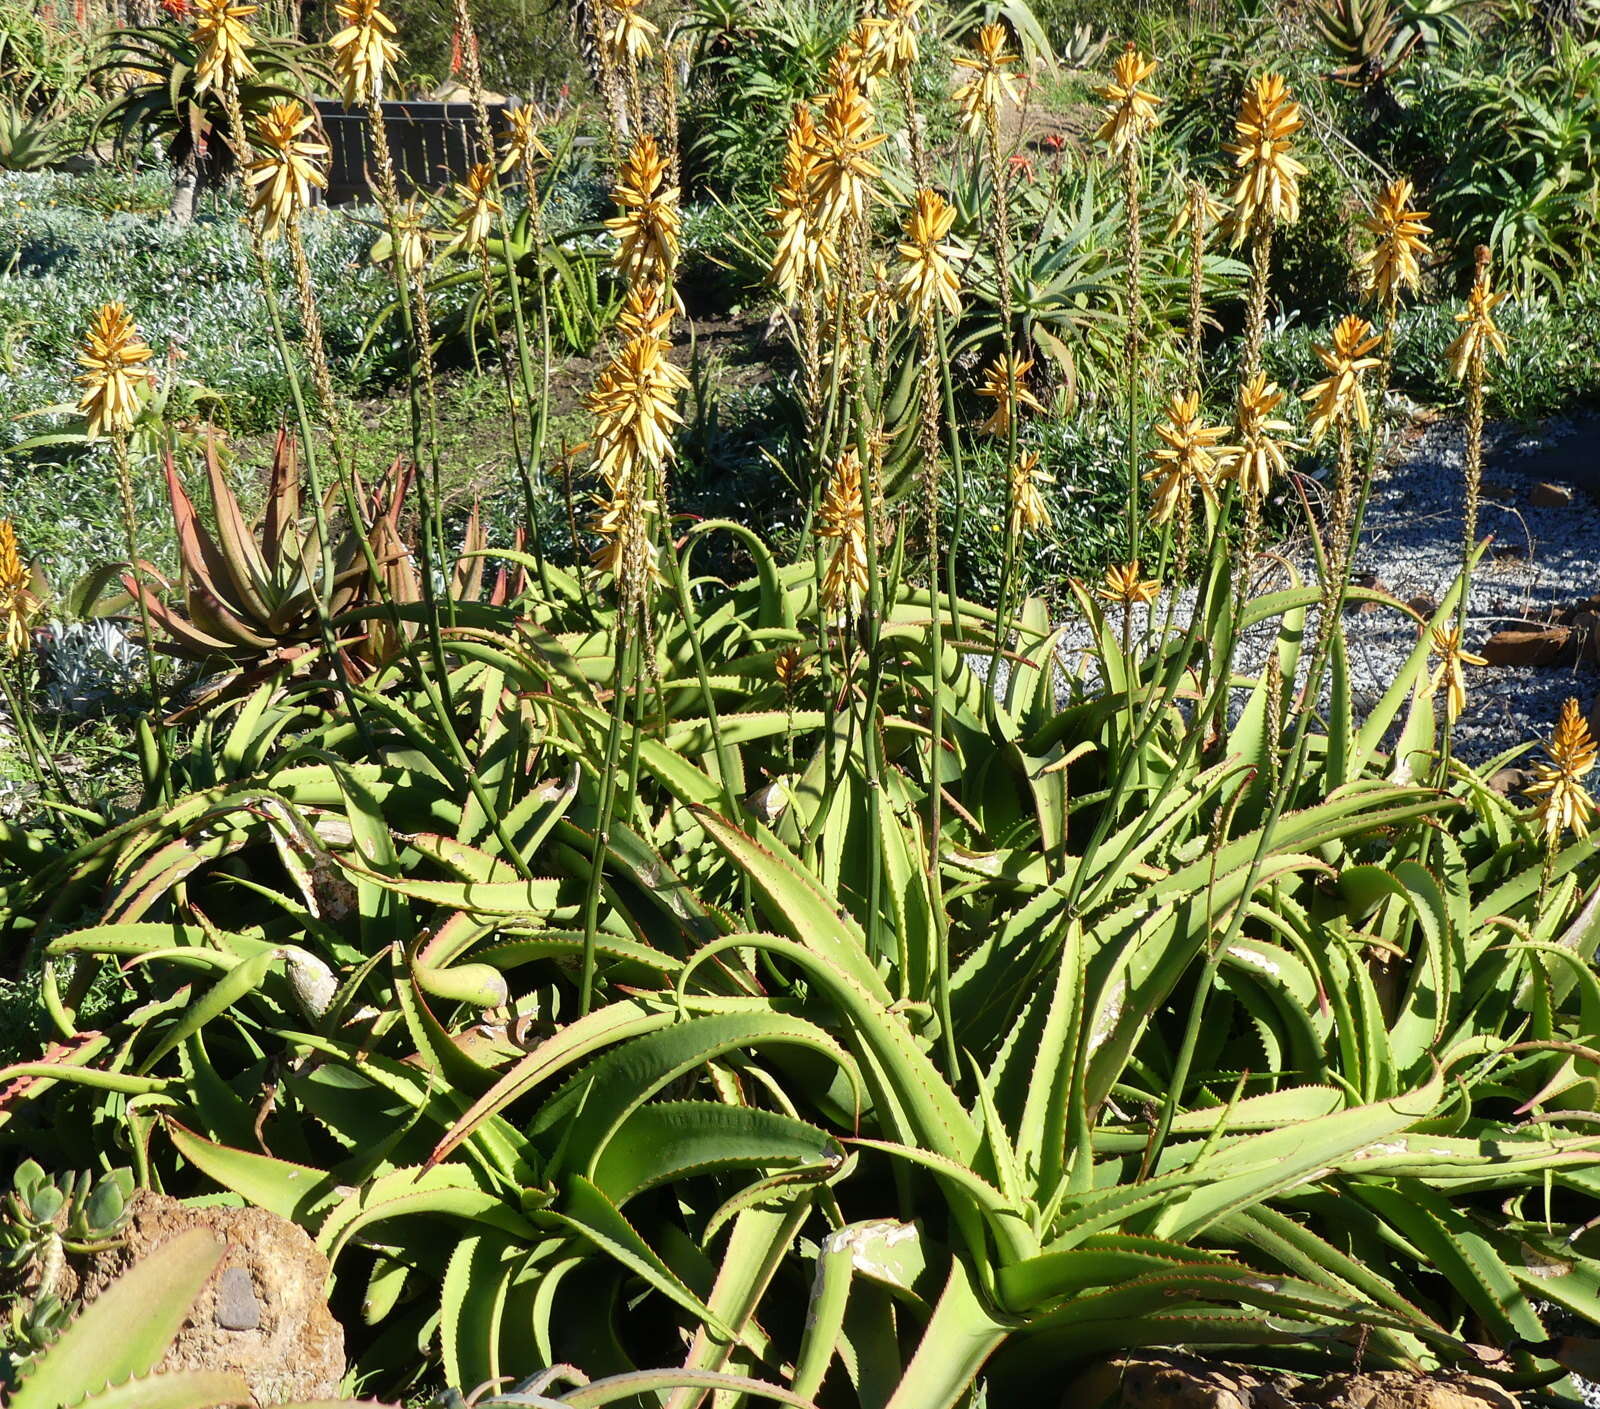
<box><xmin>121</xmin><ymin>431</ymin><xmax>407</xmax><ymax>696</ymax></box>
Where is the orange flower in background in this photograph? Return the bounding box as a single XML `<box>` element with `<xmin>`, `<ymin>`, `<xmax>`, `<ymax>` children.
<box><xmin>0</xmin><ymin>521</ymin><xmax>37</xmax><ymax>658</ymax></box>
<box><xmin>1446</xmin><ymin>263</ymin><xmax>1509</xmax><ymax>383</ymax></box>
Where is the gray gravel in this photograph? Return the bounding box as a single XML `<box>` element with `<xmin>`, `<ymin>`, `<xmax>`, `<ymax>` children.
<box><xmin>1041</xmin><ymin>404</ymin><xmax>1600</xmax><ymax>768</ymax></box>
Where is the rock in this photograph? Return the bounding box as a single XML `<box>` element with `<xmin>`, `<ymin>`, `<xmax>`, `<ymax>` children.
<box><xmin>1489</xmin><ymin>767</ymin><xmax>1531</xmax><ymax>797</ymax></box>
<box><xmin>80</xmin><ymin>1191</ymin><xmax>342</xmax><ymax>1406</ymax></box>
<box><xmin>1302</xmin><ymin>1371</ymin><xmax>1519</xmax><ymax>1409</ymax></box>
<box><xmin>215</xmin><ymin>1266</ymin><xmax>262</xmax><ymax>1331</ymax></box>
<box><xmin>1481</xmin><ymin>626</ymin><xmax>1574</xmax><ymax>667</ymax></box>
<box><xmin>1069</xmin><ymin>1351</ymin><xmax>1297</xmax><ymax>1408</ymax></box>
<box><xmin>1347</xmin><ymin>574</ymin><xmax>1390</xmax><ymax>616</ymax></box>
<box><xmin>1491</xmin><ymin>541</ymin><xmax>1530</xmax><ymax>562</ymax></box>
<box><xmin>1068</xmin><ymin>1356</ymin><xmax>1519</xmax><ymax>1409</ymax></box>
<box><xmin>1406</xmin><ymin>594</ymin><xmax>1440</xmax><ymax>619</ymax></box>
<box><xmin>1530</xmin><ymin>481</ymin><xmax>1574</xmax><ymax>507</ymax></box>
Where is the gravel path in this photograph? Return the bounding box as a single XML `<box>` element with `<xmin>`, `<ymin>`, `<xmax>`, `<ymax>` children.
<box><xmin>1045</xmin><ymin>406</ymin><xmax>1600</xmax><ymax>768</ymax></box>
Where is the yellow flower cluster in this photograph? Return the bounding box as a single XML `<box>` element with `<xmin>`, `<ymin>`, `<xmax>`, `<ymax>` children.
<box><xmin>1223</xmin><ymin>73</ymin><xmax>1306</xmax><ymax>239</ymax></box>
<box><xmin>1146</xmin><ymin>392</ymin><xmax>1230</xmax><ymax>525</ymax></box>
<box><xmin>893</xmin><ymin>189</ymin><xmax>966</xmax><ymax>323</ymax></box>
<box><xmin>193</xmin><ymin>0</ymin><xmax>256</xmax><ymax>96</ymax></box>
<box><xmin>606</xmin><ymin>133</ymin><xmax>681</xmax><ymax>291</ymax></box>
<box><xmin>0</xmin><ymin>521</ymin><xmax>35</xmax><ymax>659</ymax></box>
<box><xmin>76</xmin><ymin>302</ymin><xmax>155</xmax><ymax>440</ymax></box>
<box><xmin>329</xmin><ymin>0</ymin><xmax>401</xmax><ymax>107</ymax></box>
<box><xmin>1527</xmin><ymin>698</ymin><xmax>1598</xmax><ymax>843</ymax></box>
<box><xmin>975</xmin><ymin>355</ymin><xmax>1043</xmax><ymax>439</ymax></box>
<box><xmin>1097</xmin><ymin>45</ymin><xmax>1161</xmax><ymax>156</ymax></box>
<box><xmin>1301</xmin><ymin>315</ymin><xmax>1382</xmax><ymax>444</ymax></box>
<box><xmin>951</xmin><ymin>24</ymin><xmax>1021</xmax><ymax>141</ymax></box>
<box><xmin>818</xmin><ymin>448</ymin><xmax>869</xmax><ymax>616</ymax></box>
<box><xmin>246</xmin><ymin>101</ymin><xmax>329</xmax><ymax>240</ymax></box>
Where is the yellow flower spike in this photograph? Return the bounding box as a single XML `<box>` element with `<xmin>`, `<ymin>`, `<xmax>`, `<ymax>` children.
<box><xmin>75</xmin><ymin>302</ymin><xmax>155</xmax><ymax>440</ymax></box>
<box><xmin>1446</xmin><ymin>262</ymin><xmax>1509</xmax><ymax>384</ymax></box>
<box><xmin>586</xmin><ymin>326</ymin><xmax>689</xmax><ymax>491</ymax></box>
<box><xmin>498</xmin><ymin>105</ymin><xmax>552</xmax><ymax>175</ymax></box>
<box><xmin>599</xmin><ymin>0</ymin><xmax>658</xmax><ymax>69</ymax></box>
<box><xmin>1222</xmin><ymin>72</ymin><xmax>1307</xmax><ymax>241</ymax></box>
<box><xmin>768</xmin><ymin>105</ymin><xmax>835</xmax><ymax>302</ymax></box>
<box><xmin>380</xmin><ymin>196</ymin><xmax>433</xmax><ymax>277</ymax></box>
<box><xmin>1301</xmin><ymin>314</ymin><xmax>1383</xmax><ymax>445</ymax></box>
<box><xmin>951</xmin><ymin>23</ymin><xmax>1022</xmax><ymax>141</ymax></box>
<box><xmin>1526</xmin><ymin>698</ymin><xmax>1599</xmax><ymax>843</ymax></box>
<box><xmin>893</xmin><ymin>189</ymin><xmax>967</xmax><ymax>323</ymax></box>
<box><xmin>1098</xmin><ymin>560</ymin><xmax>1161</xmax><ymax>606</ymax></box>
<box><xmin>0</xmin><ymin>520</ymin><xmax>37</xmax><ymax>659</ymax></box>
<box><xmin>1097</xmin><ymin>44</ymin><xmax>1161</xmax><ymax>156</ymax></box>
<box><xmin>1008</xmin><ymin>451</ymin><xmax>1053</xmax><ymax>539</ymax></box>
<box><xmin>1358</xmin><ymin>177</ymin><xmax>1431</xmax><ymax>306</ymax></box>
<box><xmin>974</xmin><ymin>354</ymin><xmax>1044</xmax><ymax>438</ymax></box>
<box><xmin>1223</xmin><ymin>372</ymin><xmax>1294</xmax><ymax>500</ymax></box>
<box><xmin>246</xmin><ymin>101</ymin><xmax>329</xmax><ymax>240</ymax></box>
<box><xmin>880</xmin><ymin>0</ymin><xmax>924</xmax><ymax>76</ymax></box>
<box><xmin>1428</xmin><ymin>625</ymin><xmax>1486</xmax><ymax>726</ymax></box>
<box><xmin>192</xmin><ymin>0</ymin><xmax>257</xmax><ymax>96</ymax></box>
<box><xmin>329</xmin><ymin>0</ymin><xmax>401</xmax><ymax>107</ymax></box>
<box><xmin>1145</xmin><ymin>391</ymin><xmax>1231</xmax><ymax>525</ymax></box>
<box><xmin>605</xmin><ymin>133</ymin><xmax>681</xmax><ymax>289</ymax></box>
<box><xmin>444</xmin><ymin>162</ymin><xmax>502</xmax><ymax>256</ymax></box>
<box><xmin>818</xmin><ymin>447</ymin><xmax>870</xmax><ymax>617</ymax></box>
<box><xmin>810</xmin><ymin>60</ymin><xmax>885</xmax><ymax>231</ymax></box>
<box><xmin>773</xmin><ymin>643</ymin><xmax>810</xmax><ymax>690</ymax></box>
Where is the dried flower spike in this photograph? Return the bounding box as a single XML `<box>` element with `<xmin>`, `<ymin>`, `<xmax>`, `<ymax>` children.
<box><xmin>975</xmin><ymin>354</ymin><xmax>1043</xmax><ymax>438</ymax></box>
<box><xmin>329</xmin><ymin>0</ymin><xmax>401</xmax><ymax>107</ymax></box>
<box><xmin>1428</xmin><ymin>625</ymin><xmax>1486</xmax><ymax>726</ymax></box>
<box><xmin>1097</xmin><ymin>45</ymin><xmax>1161</xmax><ymax>156</ymax></box>
<box><xmin>1526</xmin><ymin>698</ymin><xmax>1598</xmax><ymax>843</ymax></box>
<box><xmin>1223</xmin><ymin>73</ymin><xmax>1306</xmax><ymax>241</ymax></box>
<box><xmin>0</xmin><ymin>521</ymin><xmax>36</xmax><ymax>658</ymax></box>
<box><xmin>894</xmin><ymin>189</ymin><xmax>966</xmax><ymax>323</ymax></box>
<box><xmin>76</xmin><ymin>302</ymin><xmax>155</xmax><ymax>439</ymax></box>
<box><xmin>192</xmin><ymin>0</ymin><xmax>256</xmax><ymax>95</ymax></box>
<box><xmin>1301</xmin><ymin>314</ymin><xmax>1382</xmax><ymax>444</ymax></box>
<box><xmin>1359</xmin><ymin>178</ymin><xmax>1431</xmax><ymax>306</ymax></box>
<box><xmin>246</xmin><ymin>101</ymin><xmax>329</xmax><ymax>240</ymax></box>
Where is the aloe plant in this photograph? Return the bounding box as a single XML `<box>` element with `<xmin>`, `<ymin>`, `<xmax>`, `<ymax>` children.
<box><xmin>120</xmin><ymin>431</ymin><xmax>409</xmax><ymax>699</ymax></box>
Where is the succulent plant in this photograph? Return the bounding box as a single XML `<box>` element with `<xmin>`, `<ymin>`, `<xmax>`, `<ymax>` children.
<box><xmin>123</xmin><ymin>431</ymin><xmax>409</xmax><ymax>696</ymax></box>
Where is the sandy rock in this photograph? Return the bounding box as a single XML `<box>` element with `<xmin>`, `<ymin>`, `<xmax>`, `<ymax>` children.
<box><xmin>1530</xmin><ymin>482</ymin><xmax>1575</xmax><ymax>507</ymax></box>
<box><xmin>1301</xmin><ymin>1371</ymin><xmax>1518</xmax><ymax>1409</ymax></box>
<box><xmin>1069</xmin><ymin>1356</ymin><xmax>1520</xmax><ymax>1409</ymax></box>
<box><xmin>1482</xmin><ymin>626</ymin><xmax>1574</xmax><ymax>667</ymax></box>
<box><xmin>80</xmin><ymin>1190</ymin><xmax>342</xmax><ymax>1407</ymax></box>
